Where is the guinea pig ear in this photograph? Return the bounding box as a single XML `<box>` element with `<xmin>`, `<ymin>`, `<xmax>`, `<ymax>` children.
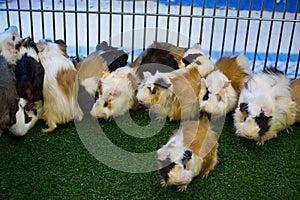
<box><xmin>201</xmin><ymin>78</ymin><xmax>207</xmax><ymax>87</ymax></box>
<box><xmin>223</xmin><ymin>80</ymin><xmax>231</xmax><ymax>88</ymax></box>
<box><xmin>110</xmin><ymin>90</ymin><xmax>121</xmax><ymax>97</ymax></box>
<box><xmin>262</xmin><ymin>106</ymin><xmax>272</xmax><ymax>117</ymax></box>
<box><xmin>127</xmin><ymin>73</ymin><xmax>138</xmax><ymax>90</ymax></box>
<box><xmin>154</xmin><ymin>78</ymin><xmax>171</xmax><ymax>89</ymax></box>
<box><xmin>143</xmin><ymin>71</ymin><xmax>152</xmax><ymax>80</ymax></box>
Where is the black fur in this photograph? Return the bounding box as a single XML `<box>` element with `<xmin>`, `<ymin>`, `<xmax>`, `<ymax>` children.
<box><xmin>154</xmin><ymin>78</ymin><xmax>171</xmax><ymax>89</ymax></box>
<box><xmin>203</xmin><ymin>89</ymin><xmax>209</xmax><ymax>101</ymax></box>
<box><xmin>15</xmin><ymin>53</ymin><xmax>44</xmax><ymax>102</ymax></box>
<box><xmin>182</xmin><ymin>53</ymin><xmax>203</xmax><ymax>66</ymax></box>
<box><xmin>182</xmin><ymin>150</ymin><xmax>192</xmax><ymax>161</ymax></box>
<box><xmin>262</xmin><ymin>67</ymin><xmax>284</xmax><ymax>75</ymax></box>
<box><xmin>24</xmin><ymin>110</ymin><xmax>32</xmax><ymax>124</ymax></box>
<box><xmin>16</xmin><ymin>37</ymin><xmax>38</xmax><ymax>53</ymax></box>
<box><xmin>254</xmin><ymin>112</ymin><xmax>272</xmax><ymax>137</ymax></box>
<box><xmin>158</xmin><ymin>157</ymin><xmax>176</xmax><ymax>183</ymax></box>
<box><xmin>239</xmin><ymin>103</ymin><xmax>249</xmax><ymax>114</ymax></box>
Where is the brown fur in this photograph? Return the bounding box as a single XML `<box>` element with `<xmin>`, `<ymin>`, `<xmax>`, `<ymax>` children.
<box><xmin>56</xmin><ymin>68</ymin><xmax>77</xmax><ymax>99</ymax></box>
<box><xmin>216</xmin><ymin>55</ymin><xmax>250</xmax><ymax>93</ymax></box>
<box><xmin>55</xmin><ymin>40</ymin><xmax>68</xmax><ymax>58</ymax></box>
<box><xmin>291</xmin><ymin>78</ymin><xmax>300</xmax><ymax>122</ymax></box>
<box><xmin>168</xmin><ymin>67</ymin><xmax>202</xmax><ymax>120</ymax></box>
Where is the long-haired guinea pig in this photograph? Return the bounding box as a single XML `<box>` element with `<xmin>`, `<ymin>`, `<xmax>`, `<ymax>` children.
<box><xmin>37</xmin><ymin>39</ymin><xmax>83</xmax><ymax>133</ymax></box>
<box><xmin>90</xmin><ymin>66</ymin><xmax>139</xmax><ymax>119</ymax></box>
<box><xmin>132</xmin><ymin>41</ymin><xmax>186</xmax><ymax>80</ymax></box>
<box><xmin>8</xmin><ymin>98</ymin><xmax>41</xmax><ymax>136</ymax></box>
<box><xmin>0</xmin><ymin>26</ymin><xmax>21</xmax><ymax>62</ymax></box>
<box><xmin>233</xmin><ymin>68</ymin><xmax>296</xmax><ymax>145</ymax></box>
<box><xmin>77</xmin><ymin>41</ymin><xmax>128</xmax><ymax>97</ymax></box>
<box><xmin>199</xmin><ymin>54</ymin><xmax>250</xmax><ymax>117</ymax></box>
<box><xmin>0</xmin><ymin>55</ymin><xmax>19</xmax><ymax>135</ymax></box>
<box><xmin>157</xmin><ymin>116</ymin><xmax>218</xmax><ymax>192</ymax></box>
<box><xmin>14</xmin><ymin>37</ymin><xmax>44</xmax><ymax>102</ymax></box>
<box><xmin>136</xmin><ymin>66</ymin><xmax>201</xmax><ymax>121</ymax></box>
<box><xmin>291</xmin><ymin>78</ymin><xmax>300</xmax><ymax>123</ymax></box>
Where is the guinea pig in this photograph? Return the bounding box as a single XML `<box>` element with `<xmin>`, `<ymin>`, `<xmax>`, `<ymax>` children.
<box><xmin>0</xmin><ymin>55</ymin><xmax>19</xmax><ymax>135</ymax></box>
<box><xmin>233</xmin><ymin>68</ymin><xmax>296</xmax><ymax>145</ymax></box>
<box><xmin>157</xmin><ymin>116</ymin><xmax>218</xmax><ymax>192</ymax></box>
<box><xmin>8</xmin><ymin>98</ymin><xmax>41</xmax><ymax>136</ymax></box>
<box><xmin>132</xmin><ymin>41</ymin><xmax>186</xmax><ymax>80</ymax></box>
<box><xmin>136</xmin><ymin>66</ymin><xmax>202</xmax><ymax>121</ymax></box>
<box><xmin>0</xmin><ymin>26</ymin><xmax>21</xmax><ymax>62</ymax></box>
<box><xmin>291</xmin><ymin>78</ymin><xmax>300</xmax><ymax>123</ymax></box>
<box><xmin>199</xmin><ymin>54</ymin><xmax>250</xmax><ymax>117</ymax></box>
<box><xmin>14</xmin><ymin>37</ymin><xmax>44</xmax><ymax>102</ymax></box>
<box><xmin>37</xmin><ymin>39</ymin><xmax>83</xmax><ymax>133</ymax></box>
<box><xmin>90</xmin><ymin>66</ymin><xmax>139</xmax><ymax>119</ymax></box>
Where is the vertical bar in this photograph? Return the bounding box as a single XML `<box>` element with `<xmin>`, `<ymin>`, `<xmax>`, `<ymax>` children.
<box><xmin>17</xmin><ymin>0</ymin><xmax>23</xmax><ymax>37</ymax></box>
<box><xmin>252</xmin><ymin>0</ymin><xmax>265</xmax><ymax>71</ymax></box>
<box><xmin>166</xmin><ymin>0</ymin><xmax>171</xmax><ymax>43</ymax></box>
<box><xmin>177</xmin><ymin>0</ymin><xmax>183</xmax><ymax>47</ymax></box>
<box><xmin>120</xmin><ymin>0</ymin><xmax>124</xmax><ymax>47</ymax></box>
<box><xmin>40</xmin><ymin>0</ymin><xmax>45</xmax><ymax>39</ymax></box>
<box><xmin>5</xmin><ymin>0</ymin><xmax>10</xmax><ymax>26</ymax></box>
<box><xmin>131</xmin><ymin>0</ymin><xmax>136</xmax><ymax>63</ymax></box>
<box><xmin>243</xmin><ymin>0</ymin><xmax>253</xmax><ymax>52</ymax></box>
<box><xmin>232</xmin><ymin>0</ymin><xmax>241</xmax><ymax>54</ymax></box>
<box><xmin>294</xmin><ymin>50</ymin><xmax>300</xmax><ymax>79</ymax></box>
<box><xmin>274</xmin><ymin>0</ymin><xmax>288</xmax><ymax>69</ymax></box>
<box><xmin>264</xmin><ymin>0</ymin><xmax>277</xmax><ymax>68</ymax></box>
<box><xmin>98</xmin><ymin>0</ymin><xmax>101</xmax><ymax>44</ymax></box>
<box><xmin>199</xmin><ymin>0</ymin><xmax>206</xmax><ymax>45</ymax></box>
<box><xmin>143</xmin><ymin>0</ymin><xmax>147</xmax><ymax>51</ymax></box>
<box><xmin>285</xmin><ymin>0</ymin><xmax>299</xmax><ymax>74</ymax></box>
<box><xmin>62</xmin><ymin>0</ymin><xmax>66</xmax><ymax>42</ymax></box>
<box><xmin>221</xmin><ymin>0</ymin><xmax>230</xmax><ymax>56</ymax></box>
<box><xmin>29</xmin><ymin>0</ymin><xmax>34</xmax><ymax>39</ymax></box>
<box><xmin>86</xmin><ymin>1</ymin><xmax>89</xmax><ymax>55</ymax></box>
<box><xmin>75</xmin><ymin>0</ymin><xmax>78</xmax><ymax>56</ymax></box>
<box><xmin>109</xmin><ymin>0</ymin><xmax>112</xmax><ymax>45</ymax></box>
<box><xmin>52</xmin><ymin>0</ymin><xmax>56</xmax><ymax>40</ymax></box>
<box><xmin>209</xmin><ymin>0</ymin><xmax>217</xmax><ymax>56</ymax></box>
<box><xmin>155</xmin><ymin>0</ymin><xmax>160</xmax><ymax>42</ymax></box>
<box><xmin>187</xmin><ymin>0</ymin><xmax>195</xmax><ymax>48</ymax></box>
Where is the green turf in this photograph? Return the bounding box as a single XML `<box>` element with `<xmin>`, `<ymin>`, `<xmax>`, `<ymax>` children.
<box><xmin>0</xmin><ymin>108</ymin><xmax>299</xmax><ymax>199</ymax></box>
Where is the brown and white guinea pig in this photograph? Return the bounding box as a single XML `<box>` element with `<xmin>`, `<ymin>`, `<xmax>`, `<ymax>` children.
<box><xmin>157</xmin><ymin>116</ymin><xmax>218</xmax><ymax>192</ymax></box>
<box><xmin>77</xmin><ymin>41</ymin><xmax>128</xmax><ymax>97</ymax></box>
<box><xmin>0</xmin><ymin>55</ymin><xmax>19</xmax><ymax>135</ymax></box>
<box><xmin>291</xmin><ymin>78</ymin><xmax>300</xmax><ymax>123</ymax></box>
<box><xmin>37</xmin><ymin>39</ymin><xmax>83</xmax><ymax>133</ymax></box>
<box><xmin>14</xmin><ymin>37</ymin><xmax>44</xmax><ymax>102</ymax></box>
<box><xmin>233</xmin><ymin>68</ymin><xmax>296</xmax><ymax>145</ymax></box>
<box><xmin>90</xmin><ymin>66</ymin><xmax>139</xmax><ymax>119</ymax></box>
<box><xmin>136</xmin><ymin>66</ymin><xmax>201</xmax><ymax>121</ymax></box>
<box><xmin>8</xmin><ymin>98</ymin><xmax>42</xmax><ymax>136</ymax></box>
<box><xmin>132</xmin><ymin>41</ymin><xmax>186</xmax><ymax>80</ymax></box>
<box><xmin>0</xmin><ymin>26</ymin><xmax>21</xmax><ymax>62</ymax></box>
<box><xmin>199</xmin><ymin>54</ymin><xmax>250</xmax><ymax>117</ymax></box>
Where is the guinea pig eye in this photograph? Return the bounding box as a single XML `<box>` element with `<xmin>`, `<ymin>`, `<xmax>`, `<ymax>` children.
<box><xmin>12</xmin><ymin>36</ymin><xmax>15</xmax><ymax>41</ymax></box>
<box><xmin>103</xmin><ymin>101</ymin><xmax>108</xmax><ymax>107</ymax></box>
<box><xmin>216</xmin><ymin>94</ymin><xmax>222</xmax><ymax>102</ymax></box>
<box><xmin>151</xmin><ymin>88</ymin><xmax>157</xmax><ymax>95</ymax></box>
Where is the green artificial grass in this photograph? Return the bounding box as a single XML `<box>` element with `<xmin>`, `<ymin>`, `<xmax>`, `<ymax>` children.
<box><xmin>0</xmin><ymin>108</ymin><xmax>299</xmax><ymax>199</ymax></box>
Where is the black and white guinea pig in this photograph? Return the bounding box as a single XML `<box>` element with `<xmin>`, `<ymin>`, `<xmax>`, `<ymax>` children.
<box><xmin>0</xmin><ymin>55</ymin><xmax>19</xmax><ymax>135</ymax></box>
<box><xmin>199</xmin><ymin>54</ymin><xmax>250</xmax><ymax>117</ymax></box>
<box><xmin>234</xmin><ymin>68</ymin><xmax>296</xmax><ymax>145</ymax></box>
<box><xmin>136</xmin><ymin>66</ymin><xmax>201</xmax><ymax>121</ymax></box>
<box><xmin>157</xmin><ymin>116</ymin><xmax>218</xmax><ymax>192</ymax></box>
<box><xmin>0</xmin><ymin>26</ymin><xmax>21</xmax><ymax>62</ymax></box>
<box><xmin>9</xmin><ymin>98</ymin><xmax>41</xmax><ymax>136</ymax></box>
<box><xmin>37</xmin><ymin>39</ymin><xmax>83</xmax><ymax>133</ymax></box>
<box><xmin>90</xmin><ymin>66</ymin><xmax>139</xmax><ymax>119</ymax></box>
<box><xmin>14</xmin><ymin>37</ymin><xmax>44</xmax><ymax>102</ymax></box>
<box><xmin>291</xmin><ymin>78</ymin><xmax>300</xmax><ymax>123</ymax></box>
<box><xmin>132</xmin><ymin>41</ymin><xmax>186</xmax><ymax>80</ymax></box>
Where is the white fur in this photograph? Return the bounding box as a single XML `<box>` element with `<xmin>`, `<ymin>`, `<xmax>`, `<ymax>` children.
<box><xmin>0</xmin><ymin>26</ymin><xmax>21</xmax><ymax>62</ymax></box>
<box><xmin>199</xmin><ymin>70</ymin><xmax>237</xmax><ymax>116</ymax></box>
<box><xmin>234</xmin><ymin>70</ymin><xmax>297</xmax><ymax>145</ymax></box>
<box><xmin>81</xmin><ymin>77</ymin><xmax>99</xmax><ymax>96</ymax></box>
<box><xmin>8</xmin><ymin>98</ymin><xmax>40</xmax><ymax>136</ymax></box>
<box><xmin>38</xmin><ymin>39</ymin><xmax>83</xmax><ymax>132</ymax></box>
<box><xmin>90</xmin><ymin>66</ymin><xmax>138</xmax><ymax>119</ymax></box>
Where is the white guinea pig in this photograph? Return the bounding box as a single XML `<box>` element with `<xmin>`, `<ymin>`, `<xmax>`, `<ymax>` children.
<box><xmin>157</xmin><ymin>116</ymin><xmax>218</xmax><ymax>192</ymax></box>
<box><xmin>199</xmin><ymin>54</ymin><xmax>250</xmax><ymax>117</ymax></box>
<box><xmin>136</xmin><ymin>66</ymin><xmax>202</xmax><ymax>121</ymax></box>
<box><xmin>9</xmin><ymin>99</ymin><xmax>41</xmax><ymax>137</ymax></box>
<box><xmin>90</xmin><ymin>66</ymin><xmax>139</xmax><ymax>119</ymax></box>
<box><xmin>234</xmin><ymin>68</ymin><xmax>296</xmax><ymax>145</ymax></box>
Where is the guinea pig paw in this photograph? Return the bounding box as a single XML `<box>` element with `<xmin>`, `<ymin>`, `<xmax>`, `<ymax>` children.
<box><xmin>177</xmin><ymin>185</ymin><xmax>187</xmax><ymax>192</ymax></box>
<box><xmin>256</xmin><ymin>140</ymin><xmax>265</xmax><ymax>146</ymax></box>
<box><xmin>160</xmin><ymin>180</ymin><xmax>167</xmax><ymax>187</ymax></box>
<box><xmin>202</xmin><ymin>172</ymin><xmax>210</xmax><ymax>179</ymax></box>
<box><xmin>41</xmin><ymin>126</ymin><xmax>56</xmax><ymax>133</ymax></box>
<box><xmin>285</xmin><ymin>126</ymin><xmax>293</xmax><ymax>133</ymax></box>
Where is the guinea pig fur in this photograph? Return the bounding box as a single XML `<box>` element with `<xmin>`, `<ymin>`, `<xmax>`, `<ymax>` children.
<box><xmin>233</xmin><ymin>68</ymin><xmax>296</xmax><ymax>145</ymax></box>
<box><xmin>90</xmin><ymin>66</ymin><xmax>139</xmax><ymax>119</ymax></box>
<box><xmin>132</xmin><ymin>41</ymin><xmax>186</xmax><ymax>80</ymax></box>
<box><xmin>8</xmin><ymin>98</ymin><xmax>41</xmax><ymax>137</ymax></box>
<box><xmin>199</xmin><ymin>54</ymin><xmax>250</xmax><ymax>117</ymax></box>
<box><xmin>37</xmin><ymin>39</ymin><xmax>83</xmax><ymax>133</ymax></box>
<box><xmin>136</xmin><ymin>66</ymin><xmax>202</xmax><ymax>121</ymax></box>
<box><xmin>14</xmin><ymin>37</ymin><xmax>44</xmax><ymax>102</ymax></box>
<box><xmin>291</xmin><ymin>78</ymin><xmax>300</xmax><ymax>123</ymax></box>
<box><xmin>0</xmin><ymin>55</ymin><xmax>19</xmax><ymax>135</ymax></box>
<box><xmin>0</xmin><ymin>26</ymin><xmax>21</xmax><ymax>62</ymax></box>
<box><xmin>157</xmin><ymin>116</ymin><xmax>218</xmax><ymax>192</ymax></box>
